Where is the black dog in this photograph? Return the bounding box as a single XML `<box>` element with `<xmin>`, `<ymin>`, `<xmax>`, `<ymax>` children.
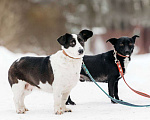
<box><xmin>66</xmin><ymin>35</ymin><xmax>139</xmax><ymax>104</ymax></box>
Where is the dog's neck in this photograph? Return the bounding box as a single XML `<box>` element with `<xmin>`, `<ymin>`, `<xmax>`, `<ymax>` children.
<box><xmin>62</xmin><ymin>50</ymin><xmax>81</xmax><ymax>59</ymax></box>
<box><xmin>113</xmin><ymin>50</ymin><xmax>131</xmax><ymax>70</ymax></box>
<box><xmin>113</xmin><ymin>50</ymin><xmax>131</xmax><ymax>62</ymax></box>
<box><xmin>117</xmin><ymin>53</ymin><xmax>129</xmax><ymax>58</ymax></box>
<box><xmin>114</xmin><ymin>50</ymin><xmax>130</xmax><ymax>58</ymax></box>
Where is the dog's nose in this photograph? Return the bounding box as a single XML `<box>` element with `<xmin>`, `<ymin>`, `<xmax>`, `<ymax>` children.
<box><xmin>78</xmin><ymin>49</ymin><xmax>84</xmax><ymax>54</ymax></box>
<box><xmin>125</xmin><ymin>51</ymin><xmax>130</xmax><ymax>55</ymax></box>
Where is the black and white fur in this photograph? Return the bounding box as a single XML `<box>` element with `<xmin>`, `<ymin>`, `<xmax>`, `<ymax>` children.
<box><xmin>67</xmin><ymin>35</ymin><xmax>139</xmax><ymax>104</ymax></box>
<box><xmin>8</xmin><ymin>30</ymin><xmax>93</xmax><ymax>114</ymax></box>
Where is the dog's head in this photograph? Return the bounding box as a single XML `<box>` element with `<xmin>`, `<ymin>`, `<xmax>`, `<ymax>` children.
<box><xmin>107</xmin><ymin>35</ymin><xmax>139</xmax><ymax>56</ymax></box>
<box><xmin>57</xmin><ymin>30</ymin><xmax>93</xmax><ymax>58</ymax></box>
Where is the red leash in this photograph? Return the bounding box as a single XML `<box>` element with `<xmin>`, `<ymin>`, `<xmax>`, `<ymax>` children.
<box><xmin>116</xmin><ymin>58</ymin><xmax>150</xmax><ymax>98</ymax></box>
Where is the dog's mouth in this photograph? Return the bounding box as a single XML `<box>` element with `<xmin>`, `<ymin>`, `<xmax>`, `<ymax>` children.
<box><xmin>79</xmin><ymin>53</ymin><xmax>84</xmax><ymax>55</ymax></box>
<box><xmin>125</xmin><ymin>52</ymin><xmax>131</xmax><ymax>57</ymax></box>
<box><xmin>117</xmin><ymin>51</ymin><xmax>131</xmax><ymax>57</ymax></box>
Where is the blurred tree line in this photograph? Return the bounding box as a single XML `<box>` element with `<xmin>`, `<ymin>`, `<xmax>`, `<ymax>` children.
<box><xmin>0</xmin><ymin>0</ymin><xmax>150</xmax><ymax>54</ymax></box>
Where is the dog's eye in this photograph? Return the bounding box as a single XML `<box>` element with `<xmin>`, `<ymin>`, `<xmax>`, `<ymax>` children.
<box><xmin>129</xmin><ymin>43</ymin><xmax>133</xmax><ymax>46</ymax></box>
<box><xmin>71</xmin><ymin>41</ymin><xmax>75</xmax><ymax>45</ymax></box>
<box><xmin>80</xmin><ymin>40</ymin><xmax>84</xmax><ymax>44</ymax></box>
<box><xmin>120</xmin><ymin>43</ymin><xmax>124</xmax><ymax>46</ymax></box>
<box><xmin>70</xmin><ymin>40</ymin><xmax>76</xmax><ymax>46</ymax></box>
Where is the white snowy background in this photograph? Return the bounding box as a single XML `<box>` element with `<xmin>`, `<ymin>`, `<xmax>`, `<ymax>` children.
<box><xmin>0</xmin><ymin>46</ymin><xmax>150</xmax><ymax>120</ymax></box>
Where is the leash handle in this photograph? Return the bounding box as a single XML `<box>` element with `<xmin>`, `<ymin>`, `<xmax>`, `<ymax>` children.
<box><xmin>116</xmin><ymin>61</ymin><xmax>150</xmax><ymax>98</ymax></box>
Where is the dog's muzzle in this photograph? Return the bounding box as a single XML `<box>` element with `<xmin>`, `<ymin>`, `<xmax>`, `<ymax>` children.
<box><xmin>125</xmin><ymin>51</ymin><xmax>130</xmax><ymax>56</ymax></box>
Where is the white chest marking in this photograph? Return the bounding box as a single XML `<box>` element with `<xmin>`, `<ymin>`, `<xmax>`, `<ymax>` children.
<box><xmin>124</xmin><ymin>57</ymin><xmax>130</xmax><ymax>70</ymax></box>
<box><xmin>50</xmin><ymin>50</ymin><xmax>82</xmax><ymax>93</ymax></box>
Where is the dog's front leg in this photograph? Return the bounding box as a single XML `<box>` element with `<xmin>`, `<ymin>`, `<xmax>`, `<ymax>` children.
<box><xmin>108</xmin><ymin>80</ymin><xmax>115</xmax><ymax>103</ymax></box>
<box><xmin>114</xmin><ymin>81</ymin><xmax>119</xmax><ymax>100</ymax></box>
<box><xmin>61</xmin><ymin>92</ymin><xmax>72</xmax><ymax>113</ymax></box>
<box><xmin>53</xmin><ymin>90</ymin><xmax>63</xmax><ymax>115</ymax></box>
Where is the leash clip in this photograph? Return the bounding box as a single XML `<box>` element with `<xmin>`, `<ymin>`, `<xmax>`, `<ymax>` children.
<box><xmin>82</xmin><ymin>62</ymin><xmax>89</xmax><ymax>75</ymax></box>
<box><xmin>113</xmin><ymin>50</ymin><xmax>119</xmax><ymax>64</ymax></box>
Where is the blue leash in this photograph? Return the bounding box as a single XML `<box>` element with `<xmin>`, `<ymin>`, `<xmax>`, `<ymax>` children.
<box><xmin>82</xmin><ymin>63</ymin><xmax>150</xmax><ymax>107</ymax></box>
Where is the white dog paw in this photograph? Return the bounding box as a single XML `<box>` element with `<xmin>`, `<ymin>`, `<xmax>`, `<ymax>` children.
<box><xmin>24</xmin><ymin>107</ymin><xmax>29</xmax><ymax>111</ymax></box>
<box><xmin>16</xmin><ymin>107</ymin><xmax>28</xmax><ymax>114</ymax></box>
<box><xmin>55</xmin><ymin>110</ymin><xmax>63</xmax><ymax>115</ymax></box>
<box><xmin>16</xmin><ymin>108</ymin><xmax>26</xmax><ymax>114</ymax></box>
<box><xmin>55</xmin><ymin>108</ymin><xmax>63</xmax><ymax>115</ymax></box>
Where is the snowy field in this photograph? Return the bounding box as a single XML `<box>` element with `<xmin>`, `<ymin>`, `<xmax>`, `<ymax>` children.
<box><xmin>0</xmin><ymin>46</ymin><xmax>150</xmax><ymax>120</ymax></box>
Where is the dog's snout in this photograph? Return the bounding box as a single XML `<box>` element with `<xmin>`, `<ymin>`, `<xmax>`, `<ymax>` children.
<box><xmin>126</xmin><ymin>51</ymin><xmax>129</xmax><ymax>53</ymax></box>
<box><xmin>78</xmin><ymin>49</ymin><xmax>84</xmax><ymax>54</ymax></box>
<box><xmin>125</xmin><ymin>50</ymin><xmax>130</xmax><ymax>54</ymax></box>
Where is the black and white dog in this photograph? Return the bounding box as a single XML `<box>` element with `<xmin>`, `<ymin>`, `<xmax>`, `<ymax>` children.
<box><xmin>66</xmin><ymin>35</ymin><xmax>139</xmax><ymax>104</ymax></box>
<box><xmin>8</xmin><ymin>30</ymin><xmax>93</xmax><ymax>114</ymax></box>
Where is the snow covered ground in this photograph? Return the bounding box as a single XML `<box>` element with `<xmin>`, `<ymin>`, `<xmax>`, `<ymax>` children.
<box><xmin>0</xmin><ymin>46</ymin><xmax>150</xmax><ymax>120</ymax></box>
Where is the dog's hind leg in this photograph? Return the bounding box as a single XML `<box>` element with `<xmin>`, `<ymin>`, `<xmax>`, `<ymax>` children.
<box><xmin>12</xmin><ymin>80</ymin><xmax>32</xmax><ymax>114</ymax></box>
<box><xmin>20</xmin><ymin>83</ymin><xmax>33</xmax><ymax>112</ymax></box>
<box><xmin>19</xmin><ymin>95</ymin><xmax>28</xmax><ymax>112</ymax></box>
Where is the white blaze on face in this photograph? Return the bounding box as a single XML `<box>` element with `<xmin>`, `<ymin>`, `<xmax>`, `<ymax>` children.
<box><xmin>63</xmin><ymin>34</ymin><xmax>84</xmax><ymax>58</ymax></box>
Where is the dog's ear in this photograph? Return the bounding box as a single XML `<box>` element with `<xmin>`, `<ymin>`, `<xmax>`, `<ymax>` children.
<box><xmin>57</xmin><ymin>33</ymin><xmax>71</xmax><ymax>46</ymax></box>
<box><xmin>106</xmin><ymin>38</ymin><xmax>118</xmax><ymax>45</ymax></box>
<box><xmin>132</xmin><ymin>35</ymin><xmax>139</xmax><ymax>43</ymax></box>
<box><xmin>79</xmin><ymin>29</ymin><xmax>93</xmax><ymax>42</ymax></box>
